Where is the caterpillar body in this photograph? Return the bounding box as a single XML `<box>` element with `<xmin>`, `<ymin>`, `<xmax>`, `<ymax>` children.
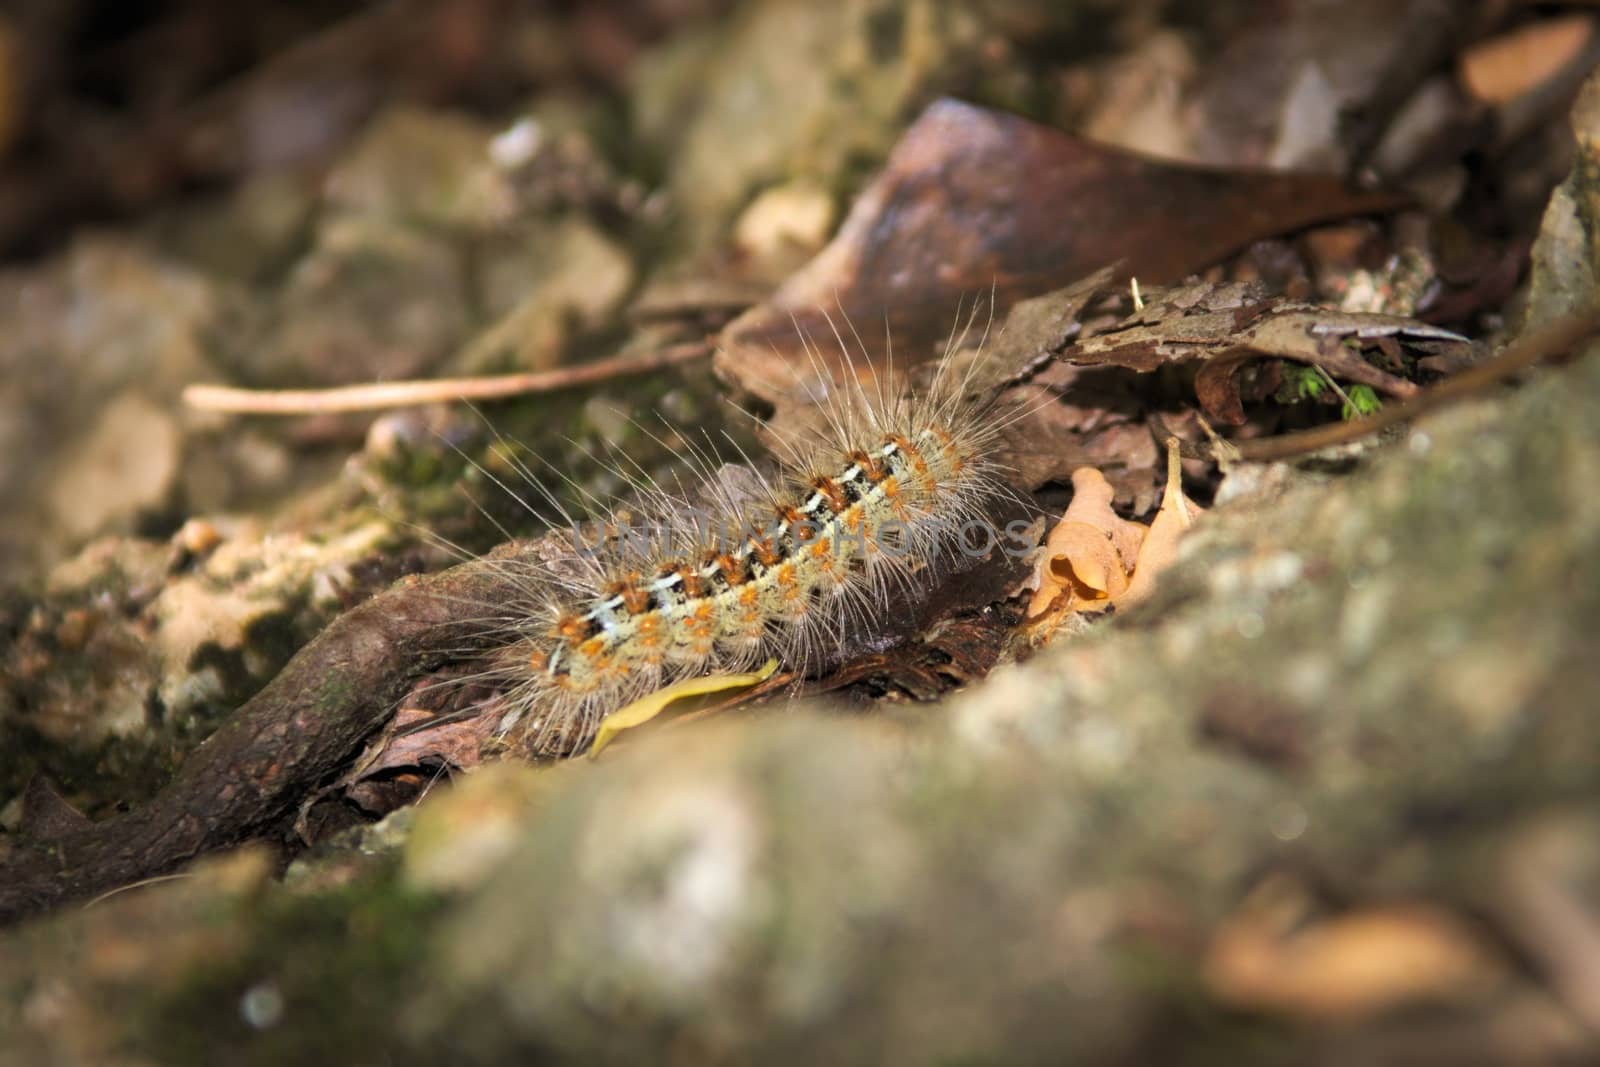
<box><xmin>477</xmin><ymin>348</ymin><xmax>1015</xmax><ymax>756</ymax></box>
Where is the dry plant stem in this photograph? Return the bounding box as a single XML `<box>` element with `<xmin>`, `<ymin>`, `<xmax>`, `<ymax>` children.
<box><xmin>1312</xmin><ymin>364</ymin><xmax>1358</xmax><ymax>413</ymax></box>
<box><xmin>0</xmin><ymin>542</ymin><xmax>551</xmax><ymax>926</ymax></box>
<box><xmin>183</xmin><ymin>341</ymin><xmax>712</xmax><ymax>415</ymax></box>
<box><xmin>1228</xmin><ymin>311</ymin><xmax>1600</xmax><ymax>464</ymax></box>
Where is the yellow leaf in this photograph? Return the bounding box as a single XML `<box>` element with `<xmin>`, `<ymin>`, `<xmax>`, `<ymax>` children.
<box><xmin>589</xmin><ymin>658</ymin><xmax>780</xmax><ymax>757</ymax></box>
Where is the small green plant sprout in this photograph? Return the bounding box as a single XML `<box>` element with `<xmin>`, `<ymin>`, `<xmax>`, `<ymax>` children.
<box><xmin>1342</xmin><ymin>384</ymin><xmax>1382</xmax><ymax>420</ymax></box>
<box><xmin>1295</xmin><ymin>366</ymin><xmax>1324</xmax><ymax>400</ymax></box>
<box><xmin>1278</xmin><ymin>364</ymin><xmax>1326</xmax><ymax>403</ymax></box>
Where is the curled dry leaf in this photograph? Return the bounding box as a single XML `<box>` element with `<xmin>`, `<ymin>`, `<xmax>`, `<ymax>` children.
<box><xmin>1025</xmin><ymin>468</ymin><xmax>1141</xmax><ymax>618</ymax></box>
<box><xmin>1201</xmin><ymin>306</ymin><xmax>1466</xmax><ymax>424</ymax></box>
<box><xmin>358</xmin><ymin>705</ymin><xmax>498</xmax><ymax>777</ymax></box>
<box><xmin>1063</xmin><ymin>280</ymin><xmax>1463</xmax><ymax>378</ymax></box>
<box><xmin>937</xmin><ymin>271</ymin><xmax>1473</xmax><ymax>508</ymax></box>
<box><xmin>1057</xmin><ymin>280</ymin><xmax>1466</xmax><ymax>425</ymax></box>
<box><xmin>297</xmin><ymin>697</ymin><xmax>506</xmax><ymax>837</ymax></box>
<box><xmin>1025</xmin><ymin>443</ymin><xmax>1201</xmax><ymax>636</ymax></box>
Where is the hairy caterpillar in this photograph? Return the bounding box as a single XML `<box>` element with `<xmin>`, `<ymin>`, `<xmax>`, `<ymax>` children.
<box><xmin>461</xmin><ymin>335</ymin><xmax>1023</xmax><ymax>757</ymax></box>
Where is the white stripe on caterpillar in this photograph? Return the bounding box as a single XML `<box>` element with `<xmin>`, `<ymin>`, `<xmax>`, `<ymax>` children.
<box><xmin>476</xmin><ymin>342</ymin><xmax>1016</xmax><ymax>757</ymax></box>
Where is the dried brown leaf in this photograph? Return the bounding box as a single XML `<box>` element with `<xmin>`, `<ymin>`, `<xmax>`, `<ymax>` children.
<box><xmin>1120</xmin><ymin>444</ymin><xmax>1202</xmax><ymax>609</ymax></box>
<box><xmin>718</xmin><ymin>98</ymin><xmax>1404</xmax><ymax>412</ymax></box>
<box><xmin>1024</xmin><ymin>445</ymin><xmax>1200</xmax><ymax>633</ymax></box>
<box><xmin>1052</xmin><ymin>284</ymin><xmax>1467</xmax><ymax>425</ymax></box>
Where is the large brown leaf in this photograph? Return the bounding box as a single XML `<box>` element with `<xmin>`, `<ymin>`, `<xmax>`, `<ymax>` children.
<box><xmin>718</xmin><ymin>97</ymin><xmax>1407</xmax><ymax>405</ymax></box>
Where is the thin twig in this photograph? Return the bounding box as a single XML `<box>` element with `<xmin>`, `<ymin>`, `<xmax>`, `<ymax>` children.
<box><xmin>83</xmin><ymin>873</ymin><xmax>194</xmax><ymax>910</ymax></box>
<box><xmin>1312</xmin><ymin>363</ymin><xmax>1357</xmax><ymax>414</ymax></box>
<box><xmin>183</xmin><ymin>341</ymin><xmax>712</xmax><ymax>416</ymax></box>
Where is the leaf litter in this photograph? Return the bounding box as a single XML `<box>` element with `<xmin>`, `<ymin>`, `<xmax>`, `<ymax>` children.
<box><xmin>336</xmin><ymin>95</ymin><xmax>1521</xmax><ymax>782</ymax></box>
